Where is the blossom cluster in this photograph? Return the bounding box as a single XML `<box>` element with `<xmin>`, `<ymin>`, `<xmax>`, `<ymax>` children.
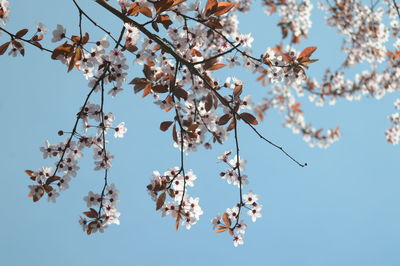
<box><xmin>264</xmin><ymin>0</ymin><xmax>313</xmax><ymax>44</ymax></box>
<box><xmin>213</xmin><ymin>151</ymin><xmax>262</xmax><ymax>246</ymax></box>
<box><xmin>79</xmin><ymin>184</ymin><xmax>121</xmax><ymax>234</ymax></box>
<box><xmin>385</xmin><ymin>99</ymin><xmax>400</xmax><ymax>145</ymax></box>
<box><xmin>147</xmin><ymin>168</ymin><xmax>203</xmax><ymax>230</ymax></box>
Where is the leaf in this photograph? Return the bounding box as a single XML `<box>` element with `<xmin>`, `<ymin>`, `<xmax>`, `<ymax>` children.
<box><xmin>151</xmin><ymin>21</ymin><xmax>160</xmax><ymax>32</ymax></box>
<box><xmin>215</xmin><ymin>226</ymin><xmax>228</xmax><ymax>233</ymax></box>
<box><xmin>226</xmin><ymin>119</ymin><xmax>236</xmax><ymax>131</ymax></box>
<box><xmin>214</xmin><ymin>2</ymin><xmax>235</xmax><ymax>16</ymax></box>
<box><xmin>82</xmin><ymin>32</ymin><xmax>90</xmax><ymax>44</ymax></box>
<box><xmin>156</xmin><ymin>14</ymin><xmax>173</xmax><ymax>29</ymax></box>
<box><xmin>25</xmin><ymin>170</ymin><xmax>36</xmax><ymax>180</ymax></box>
<box><xmin>173</xmin><ymin>87</ymin><xmax>188</xmax><ymax>100</ymax></box>
<box><xmin>127</xmin><ymin>2</ymin><xmax>140</xmax><ymax>16</ymax></box>
<box><xmin>187</xmin><ymin>123</ymin><xmax>199</xmax><ymax>132</ymax></box>
<box><xmin>156</xmin><ymin>192</ymin><xmax>166</xmax><ymax>210</ymax></box>
<box><xmin>207</xmin><ymin>63</ymin><xmax>226</xmax><ymax>71</ymax></box>
<box><xmin>233</xmin><ymin>84</ymin><xmax>243</xmax><ymax>97</ymax></box>
<box><xmin>240</xmin><ymin>112</ymin><xmax>258</xmax><ymax>125</ymax></box>
<box><xmin>130</xmin><ymin>78</ymin><xmax>149</xmax><ymax>93</ymax></box>
<box><xmin>298</xmin><ymin>46</ymin><xmax>317</xmax><ymax>62</ymax></box>
<box><xmin>223</xmin><ymin>212</ymin><xmax>231</xmax><ymax>226</ymax></box>
<box><xmin>142</xmin><ymin>83</ymin><xmax>153</xmax><ymax>98</ymax></box>
<box><xmin>205</xmin><ymin>0</ymin><xmax>218</xmax><ymax>16</ymax></box>
<box><xmin>160</xmin><ymin>121</ymin><xmax>173</xmax><ymax>131</ymax></box>
<box><xmin>0</xmin><ymin>41</ymin><xmax>10</xmax><ymax>55</ymax></box>
<box><xmin>51</xmin><ymin>42</ymin><xmax>73</xmax><ymax>60</ymax></box>
<box><xmin>45</xmin><ymin>175</ymin><xmax>61</xmax><ymax>185</ymax></box>
<box><xmin>68</xmin><ymin>47</ymin><xmax>82</xmax><ymax>72</ymax></box>
<box><xmin>83</xmin><ymin>208</ymin><xmax>99</xmax><ymax>219</ymax></box>
<box><xmin>143</xmin><ymin>64</ymin><xmax>153</xmax><ymax>80</ymax></box>
<box><xmin>172</xmin><ymin>124</ymin><xmax>178</xmax><ymax>143</ymax></box>
<box><xmin>205</xmin><ymin>93</ymin><xmax>213</xmax><ymax>112</ymax></box>
<box><xmin>152</xmin><ymin>84</ymin><xmax>169</xmax><ymax>93</ymax></box>
<box><xmin>140</xmin><ymin>6</ymin><xmax>153</xmax><ymax>18</ymax></box>
<box><xmin>15</xmin><ymin>29</ymin><xmax>29</xmax><ymax>38</ymax></box>
<box><xmin>154</xmin><ymin>0</ymin><xmax>174</xmax><ymax>13</ymax></box>
<box><xmin>217</xmin><ymin>114</ymin><xmax>232</xmax><ymax>125</ymax></box>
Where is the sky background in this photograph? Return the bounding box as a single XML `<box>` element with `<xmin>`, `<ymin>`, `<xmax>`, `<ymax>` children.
<box><xmin>1</xmin><ymin>0</ymin><xmax>399</xmax><ymax>265</ymax></box>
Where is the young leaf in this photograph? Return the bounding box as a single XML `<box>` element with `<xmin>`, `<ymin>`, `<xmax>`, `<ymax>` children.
<box><xmin>207</xmin><ymin>63</ymin><xmax>226</xmax><ymax>71</ymax></box>
<box><xmin>240</xmin><ymin>112</ymin><xmax>258</xmax><ymax>125</ymax></box>
<box><xmin>15</xmin><ymin>29</ymin><xmax>29</xmax><ymax>38</ymax></box>
<box><xmin>298</xmin><ymin>46</ymin><xmax>317</xmax><ymax>62</ymax></box>
<box><xmin>223</xmin><ymin>212</ymin><xmax>231</xmax><ymax>227</ymax></box>
<box><xmin>83</xmin><ymin>208</ymin><xmax>99</xmax><ymax>219</ymax></box>
<box><xmin>156</xmin><ymin>192</ymin><xmax>166</xmax><ymax>210</ymax></box>
<box><xmin>140</xmin><ymin>6</ymin><xmax>153</xmax><ymax>18</ymax></box>
<box><xmin>215</xmin><ymin>226</ymin><xmax>228</xmax><ymax>233</ymax></box>
<box><xmin>205</xmin><ymin>93</ymin><xmax>213</xmax><ymax>112</ymax></box>
<box><xmin>217</xmin><ymin>114</ymin><xmax>232</xmax><ymax>125</ymax></box>
<box><xmin>205</xmin><ymin>0</ymin><xmax>218</xmax><ymax>16</ymax></box>
<box><xmin>0</xmin><ymin>41</ymin><xmax>10</xmax><ymax>55</ymax></box>
<box><xmin>214</xmin><ymin>2</ymin><xmax>235</xmax><ymax>16</ymax></box>
<box><xmin>160</xmin><ymin>121</ymin><xmax>174</xmax><ymax>131</ymax></box>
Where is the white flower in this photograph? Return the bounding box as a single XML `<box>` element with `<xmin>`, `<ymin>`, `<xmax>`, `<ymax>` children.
<box><xmin>83</xmin><ymin>191</ymin><xmax>101</xmax><ymax>207</ymax></box>
<box><xmin>114</xmin><ymin>122</ymin><xmax>127</xmax><ymax>138</ymax></box>
<box><xmin>51</xmin><ymin>24</ymin><xmax>66</xmax><ymax>42</ymax></box>
<box><xmin>36</xmin><ymin>22</ymin><xmax>48</xmax><ymax>34</ymax></box>
<box><xmin>247</xmin><ymin>205</ymin><xmax>262</xmax><ymax>222</ymax></box>
<box><xmin>233</xmin><ymin>234</ymin><xmax>244</xmax><ymax>247</ymax></box>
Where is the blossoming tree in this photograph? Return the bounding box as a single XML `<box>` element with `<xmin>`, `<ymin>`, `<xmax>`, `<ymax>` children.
<box><xmin>1</xmin><ymin>0</ymin><xmax>399</xmax><ymax>247</ymax></box>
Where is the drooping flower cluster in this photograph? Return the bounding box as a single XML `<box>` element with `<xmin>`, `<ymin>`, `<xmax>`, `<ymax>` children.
<box><xmin>385</xmin><ymin>99</ymin><xmax>400</xmax><ymax>145</ymax></box>
<box><xmin>213</xmin><ymin>151</ymin><xmax>262</xmax><ymax>247</ymax></box>
<box><xmin>147</xmin><ymin>168</ymin><xmax>203</xmax><ymax>230</ymax></box>
<box><xmin>79</xmin><ymin>184</ymin><xmax>121</xmax><ymax>234</ymax></box>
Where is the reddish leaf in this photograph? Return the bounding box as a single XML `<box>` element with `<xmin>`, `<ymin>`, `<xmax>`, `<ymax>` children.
<box><xmin>151</xmin><ymin>21</ymin><xmax>160</xmax><ymax>32</ymax></box>
<box><xmin>227</xmin><ymin>119</ymin><xmax>236</xmax><ymax>131</ymax></box>
<box><xmin>223</xmin><ymin>212</ymin><xmax>231</xmax><ymax>226</ymax></box>
<box><xmin>15</xmin><ymin>29</ymin><xmax>28</xmax><ymax>38</ymax></box>
<box><xmin>156</xmin><ymin>192</ymin><xmax>166</xmax><ymax>210</ymax></box>
<box><xmin>82</xmin><ymin>32</ymin><xmax>90</xmax><ymax>44</ymax></box>
<box><xmin>298</xmin><ymin>46</ymin><xmax>317</xmax><ymax>62</ymax></box>
<box><xmin>240</xmin><ymin>112</ymin><xmax>258</xmax><ymax>125</ymax></box>
<box><xmin>233</xmin><ymin>84</ymin><xmax>243</xmax><ymax>97</ymax></box>
<box><xmin>205</xmin><ymin>0</ymin><xmax>218</xmax><ymax>16</ymax></box>
<box><xmin>215</xmin><ymin>226</ymin><xmax>228</xmax><ymax>233</ymax></box>
<box><xmin>152</xmin><ymin>84</ymin><xmax>169</xmax><ymax>93</ymax></box>
<box><xmin>214</xmin><ymin>2</ymin><xmax>235</xmax><ymax>16</ymax></box>
<box><xmin>83</xmin><ymin>208</ymin><xmax>98</xmax><ymax>218</ymax></box>
<box><xmin>207</xmin><ymin>63</ymin><xmax>226</xmax><ymax>71</ymax></box>
<box><xmin>51</xmin><ymin>42</ymin><xmax>73</xmax><ymax>60</ymax></box>
<box><xmin>156</xmin><ymin>14</ymin><xmax>173</xmax><ymax>29</ymax></box>
<box><xmin>0</xmin><ymin>41</ymin><xmax>10</xmax><ymax>55</ymax></box>
<box><xmin>154</xmin><ymin>0</ymin><xmax>174</xmax><ymax>13</ymax></box>
<box><xmin>173</xmin><ymin>87</ymin><xmax>188</xmax><ymax>100</ymax></box>
<box><xmin>160</xmin><ymin>121</ymin><xmax>174</xmax><ymax>131</ymax></box>
<box><xmin>217</xmin><ymin>114</ymin><xmax>232</xmax><ymax>125</ymax></box>
<box><xmin>140</xmin><ymin>6</ymin><xmax>153</xmax><ymax>18</ymax></box>
<box><xmin>205</xmin><ymin>93</ymin><xmax>213</xmax><ymax>112</ymax></box>
<box><xmin>127</xmin><ymin>2</ymin><xmax>140</xmax><ymax>16</ymax></box>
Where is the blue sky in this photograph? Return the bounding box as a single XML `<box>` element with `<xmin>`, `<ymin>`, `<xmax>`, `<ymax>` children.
<box><xmin>1</xmin><ymin>1</ymin><xmax>399</xmax><ymax>265</ymax></box>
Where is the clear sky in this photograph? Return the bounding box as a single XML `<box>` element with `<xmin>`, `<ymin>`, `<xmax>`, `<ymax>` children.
<box><xmin>1</xmin><ymin>1</ymin><xmax>399</xmax><ymax>265</ymax></box>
